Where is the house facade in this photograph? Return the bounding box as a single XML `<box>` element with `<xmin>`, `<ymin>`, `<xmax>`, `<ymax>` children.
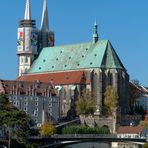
<box><xmin>0</xmin><ymin>80</ymin><xmax>59</xmax><ymax>126</ymax></box>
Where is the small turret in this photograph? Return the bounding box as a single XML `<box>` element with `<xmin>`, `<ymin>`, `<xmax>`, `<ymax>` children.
<box><xmin>93</xmin><ymin>19</ymin><xmax>99</xmax><ymax>44</ymax></box>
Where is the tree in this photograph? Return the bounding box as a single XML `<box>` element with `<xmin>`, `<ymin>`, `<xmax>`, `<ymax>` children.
<box><xmin>76</xmin><ymin>89</ymin><xmax>96</xmax><ymax>115</ymax></box>
<box><xmin>104</xmin><ymin>85</ymin><xmax>119</xmax><ymax>115</ymax></box>
<box><xmin>139</xmin><ymin>121</ymin><xmax>148</xmax><ymax>129</ymax></box>
<box><xmin>0</xmin><ymin>93</ymin><xmax>34</xmax><ymax>147</ymax></box>
<box><xmin>40</xmin><ymin>121</ymin><xmax>56</xmax><ymax>136</ymax></box>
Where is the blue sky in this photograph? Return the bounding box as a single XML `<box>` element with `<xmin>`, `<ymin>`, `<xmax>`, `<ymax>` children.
<box><xmin>0</xmin><ymin>0</ymin><xmax>148</xmax><ymax>86</ymax></box>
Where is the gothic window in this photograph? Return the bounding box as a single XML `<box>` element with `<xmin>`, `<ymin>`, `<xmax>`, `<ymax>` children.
<box><xmin>108</xmin><ymin>71</ymin><xmax>113</xmax><ymax>86</ymax></box>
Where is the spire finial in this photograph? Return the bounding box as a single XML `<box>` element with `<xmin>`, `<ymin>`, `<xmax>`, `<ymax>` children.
<box><xmin>93</xmin><ymin>18</ymin><xmax>99</xmax><ymax>43</ymax></box>
<box><xmin>41</xmin><ymin>0</ymin><xmax>49</xmax><ymax>32</ymax></box>
<box><xmin>24</xmin><ymin>0</ymin><xmax>31</xmax><ymax>20</ymax></box>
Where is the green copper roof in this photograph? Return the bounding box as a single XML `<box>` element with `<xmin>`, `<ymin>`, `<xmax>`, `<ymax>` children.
<box><xmin>28</xmin><ymin>40</ymin><xmax>125</xmax><ymax>74</ymax></box>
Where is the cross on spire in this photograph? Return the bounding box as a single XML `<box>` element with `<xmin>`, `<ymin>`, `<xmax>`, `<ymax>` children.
<box><xmin>24</xmin><ymin>0</ymin><xmax>31</xmax><ymax>20</ymax></box>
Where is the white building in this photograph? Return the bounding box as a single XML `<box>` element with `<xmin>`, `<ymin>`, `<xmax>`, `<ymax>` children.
<box><xmin>112</xmin><ymin>126</ymin><xmax>148</xmax><ymax>148</ymax></box>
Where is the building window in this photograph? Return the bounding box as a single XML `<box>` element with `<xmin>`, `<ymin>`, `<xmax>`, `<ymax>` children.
<box><xmin>25</xmin><ymin>57</ymin><xmax>28</xmax><ymax>63</ymax></box>
<box><xmin>24</xmin><ymin>107</ymin><xmax>27</xmax><ymax>111</ymax></box>
<box><xmin>24</xmin><ymin>102</ymin><xmax>28</xmax><ymax>106</ymax></box>
<box><xmin>21</xmin><ymin>58</ymin><xmax>23</xmax><ymax>63</ymax></box>
<box><xmin>34</xmin><ymin>119</ymin><xmax>38</xmax><ymax>123</ymax></box>
<box><xmin>48</xmin><ymin>108</ymin><xmax>52</xmax><ymax>112</ymax></box>
<box><xmin>24</xmin><ymin>97</ymin><xmax>28</xmax><ymax>101</ymax></box>
<box><xmin>35</xmin><ymin>102</ymin><xmax>38</xmax><ymax>106</ymax></box>
<box><xmin>13</xmin><ymin>97</ymin><xmax>17</xmax><ymax>100</ymax></box>
<box><xmin>34</xmin><ymin>112</ymin><xmax>38</xmax><ymax>117</ymax></box>
<box><xmin>49</xmin><ymin>103</ymin><xmax>52</xmax><ymax>107</ymax></box>
<box><xmin>35</xmin><ymin>97</ymin><xmax>39</xmax><ymax>101</ymax></box>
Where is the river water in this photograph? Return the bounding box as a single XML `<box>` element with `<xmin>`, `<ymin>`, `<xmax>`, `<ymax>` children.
<box><xmin>62</xmin><ymin>142</ymin><xmax>110</xmax><ymax>148</ymax></box>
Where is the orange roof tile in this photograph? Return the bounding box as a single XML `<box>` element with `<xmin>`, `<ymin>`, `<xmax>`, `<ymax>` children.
<box><xmin>117</xmin><ymin>126</ymin><xmax>143</xmax><ymax>134</ymax></box>
<box><xmin>17</xmin><ymin>71</ymin><xmax>90</xmax><ymax>85</ymax></box>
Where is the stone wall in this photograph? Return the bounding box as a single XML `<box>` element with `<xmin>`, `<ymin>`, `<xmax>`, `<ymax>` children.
<box><xmin>80</xmin><ymin>115</ymin><xmax>117</xmax><ymax>134</ymax></box>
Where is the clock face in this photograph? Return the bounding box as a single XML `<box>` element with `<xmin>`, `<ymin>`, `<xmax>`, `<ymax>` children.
<box><xmin>31</xmin><ymin>32</ymin><xmax>38</xmax><ymax>46</ymax></box>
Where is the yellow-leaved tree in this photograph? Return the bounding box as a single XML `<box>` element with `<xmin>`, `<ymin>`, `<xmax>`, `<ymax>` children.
<box><xmin>104</xmin><ymin>85</ymin><xmax>119</xmax><ymax>115</ymax></box>
<box><xmin>40</xmin><ymin>121</ymin><xmax>56</xmax><ymax>136</ymax></box>
<box><xmin>76</xmin><ymin>89</ymin><xmax>96</xmax><ymax>115</ymax></box>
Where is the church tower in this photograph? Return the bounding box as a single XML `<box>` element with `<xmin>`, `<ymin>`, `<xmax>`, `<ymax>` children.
<box><xmin>39</xmin><ymin>0</ymin><xmax>54</xmax><ymax>49</ymax></box>
<box><xmin>17</xmin><ymin>0</ymin><xmax>38</xmax><ymax>76</ymax></box>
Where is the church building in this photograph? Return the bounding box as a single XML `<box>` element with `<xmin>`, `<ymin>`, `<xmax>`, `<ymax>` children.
<box><xmin>17</xmin><ymin>0</ymin><xmax>129</xmax><ymax>119</ymax></box>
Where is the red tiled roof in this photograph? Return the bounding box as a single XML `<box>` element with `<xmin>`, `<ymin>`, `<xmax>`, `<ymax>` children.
<box><xmin>0</xmin><ymin>80</ymin><xmax>57</xmax><ymax>96</ymax></box>
<box><xmin>17</xmin><ymin>71</ymin><xmax>90</xmax><ymax>85</ymax></box>
<box><xmin>117</xmin><ymin>126</ymin><xmax>143</xmax><ymax>134</ymax></box>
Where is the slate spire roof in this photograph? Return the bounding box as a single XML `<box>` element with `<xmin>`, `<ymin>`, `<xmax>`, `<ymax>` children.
<box><xmin>24</xmin><ymin>0</ymin><xmax>31</xmax><ymax>20</ymax></box>
<box><xmin>41</xmin><ymin>0</ymin><xmax>49</xmax><ymax>32</ymax></box>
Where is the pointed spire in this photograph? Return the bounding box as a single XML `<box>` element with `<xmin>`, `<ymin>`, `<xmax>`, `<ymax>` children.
<box><xmin>24</xmin><ymin>0</ymin><xmax>31</xmax><ymax>20</ymax></box>
<box><xmin>93</xmin><ymin>18</ymin><xmax>99</xmax><ymax>43</ymax></box>
<box><xmin>41</xmin><ymin>0</ymin><xmax>49</xmax><ymax>32</ymax></box>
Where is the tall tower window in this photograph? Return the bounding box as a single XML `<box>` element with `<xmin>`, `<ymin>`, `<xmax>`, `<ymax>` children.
<box><xmin>25</xmin><ymin>57</ymin><xmax>28</xmax><ymax>63</ymax></box>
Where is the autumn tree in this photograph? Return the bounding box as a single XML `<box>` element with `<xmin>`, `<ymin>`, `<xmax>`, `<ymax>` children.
<box><xmin>76</xmin><ymin>89</ymin><xmax>96</xmax><ymax>115</ymax></box>
<box><xmin>104</xmin><ymin>85</ymin><xmax>119</xmax><ymax>115</ymax></box>
<box><xmin>142</xmin><ymin>143</ymin><xmax>148</xmax><ymax>148</ymax></box>
<box><xmin>40</xmin><ymin>121</ymin><xmax>56</xmax><ymax>136</ymax></box>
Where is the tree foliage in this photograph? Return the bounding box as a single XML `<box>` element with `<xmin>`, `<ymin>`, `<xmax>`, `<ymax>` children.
<box><xmin>76</xmin><ymin>89</ymin><xmax>96</xmax><ymax>115</ymax></box>
<box><xmin>142</xmin><ymin>143</ymin><xmax>148</xmax><ymax>148</ymax></box>
<box><xmin>104</xmin><ymin>85</ymin><xmax>119</xmax><ymax>115</ymax></box>
<box><xmin>0</xmin><ymin>93</ymin><xmax>34</xmax><ymax>143</ymax></box>
<box><xmin>40</xmin><ymin>121</ymin><xmax>56</xmax><ymax>136</ymax></box>
<box><xmin>139</xmin><ymin>121</ymin><xmax>148</xmax><ymax>129</ymax></box>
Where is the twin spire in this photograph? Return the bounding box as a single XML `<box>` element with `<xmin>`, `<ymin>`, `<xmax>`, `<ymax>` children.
<box><xmin>24</xmin><ymin>0</ymin><xmax>49</xmax><ymax>31</ymax></box>
<box><xmin>41</xmin><ymin>0</ymin><xmax>49</xmax><ymax>32</ymax></box>
<box><xmin>24</xmin><ymin>0</ymin><xmax>99</xmax><ymax>43</ymax></box>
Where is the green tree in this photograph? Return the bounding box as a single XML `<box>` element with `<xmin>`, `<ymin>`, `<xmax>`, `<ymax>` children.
<box><xmin>76</xmin><ymin>89</ymin><xmax>96</xmax><ymax>115</ymax></box>
<box><xmin>104</xmin><ymin>85</ymin><xmax>119</xmax><ymax>115</ymax></box>
<box><xmin>0</xmin><ymin>93</ymin><xmax>34</xmax><ymax>147</ymax></box>
<box><xmin>40</xmin><ymin>121</ymin><xmax>56</xmax><ymax>136</ymax></box>
<box><xmin>139</xmin><ymin>121</ymin><xmax>148</xmax><ymax>129</ymax></box>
